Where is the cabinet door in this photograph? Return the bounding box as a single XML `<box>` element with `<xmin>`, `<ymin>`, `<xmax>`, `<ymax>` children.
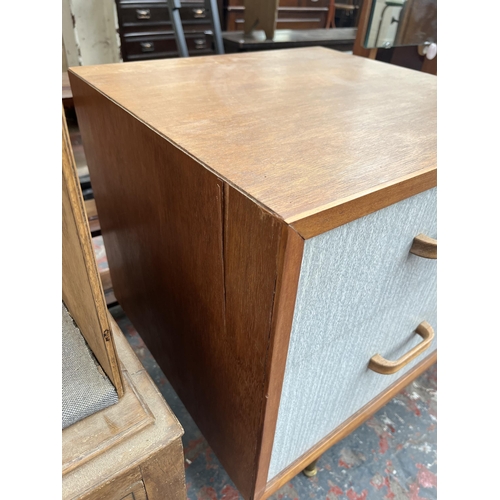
<box><xmin>268</xmin><ymin>188</ymin><xmax>437</xmax><ymax>480</ymax></box>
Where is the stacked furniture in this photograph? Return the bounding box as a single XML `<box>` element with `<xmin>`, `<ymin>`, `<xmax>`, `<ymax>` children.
<box><xmin>115</xmin><ymin>0</ymin><xmax>360</xmax><ymax>61</ymax></box>
<box><xmin>116</xmin><ymin>0</ymin><xmax>217</xmax><ymax>61</ymax></box>
<box><xmin>69</xmin><ymin>47</ymin><xmax>436</xmax><ymax>500</ymax></box>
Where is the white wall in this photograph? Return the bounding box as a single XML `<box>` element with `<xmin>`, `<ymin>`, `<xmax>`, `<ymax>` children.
<box><xmin>62</xmin><ymin>0</ymin><xmax>122</xmax><ymax>67</ymax></box>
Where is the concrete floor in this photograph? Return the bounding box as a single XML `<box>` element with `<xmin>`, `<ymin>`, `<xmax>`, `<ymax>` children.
<box><xmin>109</xmin><ymin>304</ymin><xmax>437</xmax><ymax>500</ymax></box>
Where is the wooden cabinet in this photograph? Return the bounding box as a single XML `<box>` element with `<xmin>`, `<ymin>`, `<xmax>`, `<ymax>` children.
<box><xmin>62</xmin><ymin>316</ymin><xmax>188</xmax><ymax>500</ymax></box>
<box><xmin>69</xmin><ymin>47</ymin><xmax>437</xmax><ymax>500</ymax></box>
<box><xmin>225</xmin><ymin>0</ymin><xmax>330</xmax><ymax>32</ymax></box>
<box><xmin>115</xmin><ymin>0</ymin><xmax>215</xmax><ymax>61</ymax></box>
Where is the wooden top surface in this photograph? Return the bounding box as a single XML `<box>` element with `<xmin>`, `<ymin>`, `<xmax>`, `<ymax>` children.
<box><xmin>70</xmin><ymin>47</ymin><xmax>436</xmax><ymax>231</ymax></box>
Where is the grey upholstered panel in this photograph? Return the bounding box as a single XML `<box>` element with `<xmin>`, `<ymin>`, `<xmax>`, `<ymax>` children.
<box><xmin>268</xmin><ymin>188</ymin><xmax>437</xmax><ymax>480</ymax></box>
<box><xmin>62</xmin><ymin>303</ymin><xmax>118</xmax><ymax>429</ymax></box>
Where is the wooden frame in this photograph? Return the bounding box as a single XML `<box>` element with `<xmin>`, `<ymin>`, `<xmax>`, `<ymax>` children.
<box><xmin>62</xmin><ymin>108</ymin><xmax>124</xmax><ymax>397</ymax></box>
<box><xmin>63</xmin><ymin>316</ymin><xmax>186</xmax><ymax>500</ymax></box>
<box><xmin>353</xmin><ymin>0</ymin><xmax>377</xmax><ymax>58</ymax></box>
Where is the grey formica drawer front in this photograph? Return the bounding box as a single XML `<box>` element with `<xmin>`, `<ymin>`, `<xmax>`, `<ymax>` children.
<box><xmin>268</xmin><ymin>187</ymin><xmax>437</xmax><ymax>480</ymax></box>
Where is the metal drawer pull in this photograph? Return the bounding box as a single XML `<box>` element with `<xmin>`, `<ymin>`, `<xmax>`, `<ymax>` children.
<box><xmin>136</xmin><ymin>9</ymin><xmax>151</xmax><ymax>19</ymax></box>
<box><xmin>410</xmin><ymin>233</ymin><xmax>437</xmax><ymax>259</ymax></box>
<box><xmin>140</xmin><ymin>42</ymin><xmax>155</xmax><ymax>52</ymax></box>
<box><xmin>368</xmin><ymin>321</ymin><xmax>434</xmax><ymax>375</ymax></box>
<box><xmin>194</xmin><ymin>39</ymin><xmax>206</xmax><ymax>49</ymax></box>
<box><xmin>192</xmin><ymin>8</ymin><xmax>206</xmax><ymax>18</ymax></box>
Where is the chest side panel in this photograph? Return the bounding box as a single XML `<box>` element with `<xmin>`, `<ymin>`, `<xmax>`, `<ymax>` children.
<box><xmin>70</xmin><ymin>76</ymin><xmax>283</xmax><ymax>499</ymax></box>
<box><xmin>268</xmin><ymin>188</ymin><xmax>437</xmax><ymax>480</ymax></box>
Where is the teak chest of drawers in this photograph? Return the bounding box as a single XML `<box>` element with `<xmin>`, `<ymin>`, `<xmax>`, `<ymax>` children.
<box><xmin>69</xmin><ymin>47</ymin><xmax>437</xmax><ymax>500</ymax></box>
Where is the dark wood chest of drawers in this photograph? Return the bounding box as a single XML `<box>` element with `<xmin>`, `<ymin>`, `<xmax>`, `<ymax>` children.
<box><xmin>116</xmin><ymin>0</ymin><xmax>353</xmax><ymax>61</ymax></box>
<box><xmin>116</xmin><ymin>0</ymin><xmax>216</xmax><ymax>61</ymax></box>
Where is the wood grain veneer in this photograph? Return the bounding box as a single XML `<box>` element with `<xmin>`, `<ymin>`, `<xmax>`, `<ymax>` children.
<box><xmin>254</xmin><ymin>225</ymin><xmax>304</xmax><ymax>498</ymax></box>
<box><xmin>69</xmin><ymin>47</ymin><xmax>436</xmax><ymax>239</ymax></box>
<box><xmin>69</xmin><ymin>76</ymin><xmax>286</xmax><ymax>499</ymax></box>
<box><xmin>69</xmin><ymin>48</ymin><xmax>437</xmax><ymax>500</ymax></box>
<box><xmin>84</xmin><ymin>198</ymin><xmax>101</xmax><ymax>235</ymax></box>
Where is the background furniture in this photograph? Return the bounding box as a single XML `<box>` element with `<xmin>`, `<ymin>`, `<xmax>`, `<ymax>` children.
<box><xmin>244</xmin><ymin>0</ymin><xmax>280</xmax><ymax>40</ymax></box>
<box><xmin>226</xmin><ymin>0</ymin><xmax>330</xmax><ymax>32</ymax></box>
<box><xmin>115</xmin><ymin>0</ymin><xmax>220</xmax><ymax>61</ymax></box>
<box><xmin>167</xmin><ymin>0</ymin><xmax>225</xmax><ymax>56</ymax></box>
<box><xmin>353</xmin><ymin>0</ymin><xmax>437</xmax><ymax>74</ymax></box>
<box><xmin>115</xmin><ymin>0</ymin><xmax>360</xmax><ymax>61</ymax></box>
<box><xmin>325</xmin><ymin>0</ymin><xmax>361</xmax><ymax>28</ymax></box>
<box><xmin>63</xmin><ymin>315</ymin><xmax>187</xmax><ymax>500</ymax></box>
<box><xmin>63</xmin><ymin>110</ymin><xmax>187</xmax><ymax>499</ymax></box>
<box><xmin>206</xmin><ymin>27</ymin><xmax>356</xmax><ymax>52</ymax></box>
<box><xmin>69</xmin><ymin>47</ymin><xmax>437</xmax><ymax>500</ymax></box>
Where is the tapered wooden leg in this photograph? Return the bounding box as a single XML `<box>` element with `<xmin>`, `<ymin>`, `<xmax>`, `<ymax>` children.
<box><xmin>303</xmin><ymin>458</ymin><xmax>318</xmax><ymax>477</ymax></box>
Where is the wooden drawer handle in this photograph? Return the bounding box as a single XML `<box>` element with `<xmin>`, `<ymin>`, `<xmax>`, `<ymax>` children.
<box><xmin>368</xmin><ymin>321</ymin><xmax>434</xmax><ymax>375</ymax></box>
<box><xmin>409</xmin><ymin>233</ymin><xmax>437</xmax><ymax>259</ymax></box>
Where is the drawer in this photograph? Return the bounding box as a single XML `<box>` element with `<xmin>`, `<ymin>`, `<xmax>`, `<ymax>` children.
<box><xmin>268</xmin><ymin>187</ymin><xmax>437</xmax><ymax>480</ymax></box>
<box><xmin>117</xmin><ymin>3</ymin><xmax>209</xmax><ymax>26</ymax></box>
<box><xmin>297</xmin><ymin>0</ymin><xmax>330</xmax><ymax>5</ymax></box>
<box><xmin>118</xmin><ymin>4</ymin><xmax>170</xmax><ymax>26</ymax></box>
<box><xmin>226</xmin><ymin>7</ymin><xmax>328</xmax><ymax>31</ymax></box>
<box><xmin>227</xmin><ymin>0</ymin><xmax>329</xmax><ymax>6</ymax></box>
<box><xmin>180</xmin><ymin>5</ymin><xmax>211</xmax><ymax>21</ymax></box>
<box><xmin>122</xmin><ymin>32</ymin><xmax>212</xmax><ymax>60</ymax></box>
<box><xmin>119</xmin><ymin>23</ymin><xmax>212</xmax><ymax>36</ymax></box>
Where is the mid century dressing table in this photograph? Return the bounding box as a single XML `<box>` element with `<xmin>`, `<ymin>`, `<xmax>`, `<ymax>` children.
<box><xmin>69</xmin><ymin>47</ymin><xmax>437</xmax><ymax>500</ymax></box>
